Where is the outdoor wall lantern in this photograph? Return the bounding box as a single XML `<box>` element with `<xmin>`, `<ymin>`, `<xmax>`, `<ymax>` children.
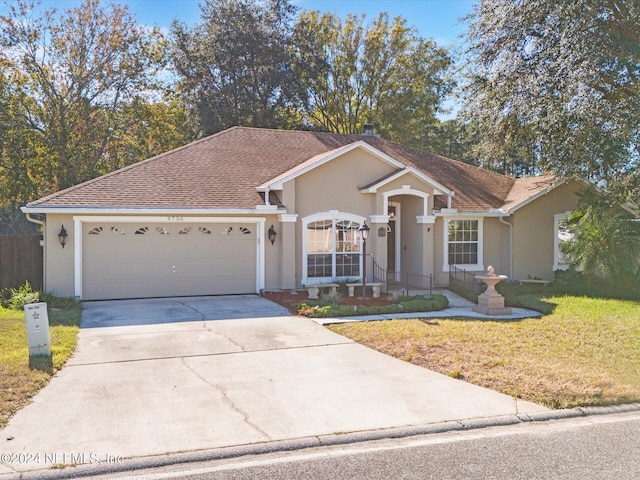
<box><xmin>268</xmin><ymin>224</ymin><xmax>277</xmax><ymax>245</ymax></box>
<box><xmin>358</xmin><ymin>221</ymin><xmax>370</xmax><ymax>241</ymax></box>
<box><xmin>357</xmin><ymin>222</ymin><xmax>370</xmax><ymax>300</ymax></box>
<box><xmin>58</xmin><ymin>225</ymin><xmax>68</xmax><ymax>249</ymax></box>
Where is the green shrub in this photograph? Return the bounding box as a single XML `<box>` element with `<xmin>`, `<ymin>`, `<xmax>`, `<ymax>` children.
<box><xmin>7</xmin><ymin>281</ymin><xmax>39</xmax><ymax>310</ymax></box>
<box><xmin>1</xmin><ymin>284</ymin><xmax>80</xmax><ymax>313</ymax></box>
<box><xmin>319</xmin><ymin>290</ymin><xmax>342</xmax><ymax>306</ymax></box>
<box><xmin>400</xmin><ymin>295</ymin><xmax>449</xmax><ymax>312</ymax></box>
<box><xmin>297</xmin><ymin>294</ymin><xmax>449</xmax><ymax>318</ymax></box>
<box><xmin>561</xmin><ymin>186</ymin><xmax>640</xmax><ymax>290</ymax></box>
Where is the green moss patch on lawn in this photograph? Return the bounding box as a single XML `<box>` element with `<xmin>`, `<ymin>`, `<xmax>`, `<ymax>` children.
<box><xmin>329</xmin><ymin>294</ymin><xmax>640</xmax><ymax>409</ymax></box>
<box><xmin>0</xmin><ymin>301</ymin><xmax>81</xmax><ymax>428</ymax></box>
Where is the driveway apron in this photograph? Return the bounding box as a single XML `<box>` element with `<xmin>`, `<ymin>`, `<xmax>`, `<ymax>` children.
<box><xmin>0</xmin><ymin>295</ymin><xmax>547</xmax><ymax>474</ymax></box>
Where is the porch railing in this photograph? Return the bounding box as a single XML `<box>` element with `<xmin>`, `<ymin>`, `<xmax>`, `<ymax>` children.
<box><xmin>372</xmin><ymin>258</ymin><xmax>435</xmax><ymax>296</ymax></box>
<box><xmin>448</xmin><ymin>264</ymin><xmax>483</xmax><ymax>297</ymax></box>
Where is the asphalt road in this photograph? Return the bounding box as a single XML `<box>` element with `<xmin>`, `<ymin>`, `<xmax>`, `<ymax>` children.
<box><xmin>92</xmin><ymin>411</ymin><xmax>640</xmax><ymax>480</ymax></box>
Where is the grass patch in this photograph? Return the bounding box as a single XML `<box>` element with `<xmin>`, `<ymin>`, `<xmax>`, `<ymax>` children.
<box><xmin>329</xmin><ymin>293</ymin><xmax>640</xmax><ymax>409</ymax></box>
<box><xmin>297</xmin><ymin>294</ymin><xmax>448</xmax><ymax>318</ymax></box>
<box><xmin>0</xmin><ymin>298</ymin><xmax>81</xmax><ymax>428</ymax></box>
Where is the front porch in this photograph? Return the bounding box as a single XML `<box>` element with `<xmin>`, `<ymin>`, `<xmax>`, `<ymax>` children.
<box><xmin>371</xmin><ymin>257</ymin><xmax>443</xmax><ymax>297</ymax></box>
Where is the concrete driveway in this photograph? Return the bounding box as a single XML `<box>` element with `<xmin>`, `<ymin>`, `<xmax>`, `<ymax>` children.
<box><xmin>0</xmin><ymin>295</ymin><xmax>547</xmax><ymax>475</ymax></box>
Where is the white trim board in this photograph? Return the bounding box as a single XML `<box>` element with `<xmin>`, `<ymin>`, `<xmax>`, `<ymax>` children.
<box><xmin>22</xmin><ymin>207</ymin><xmax>282</xmax><ymax>215</ymax></box>
<box><xmin>361</xmin><ymin>167</ymin><xmax>451</xmax><ymax>196</ymax></box>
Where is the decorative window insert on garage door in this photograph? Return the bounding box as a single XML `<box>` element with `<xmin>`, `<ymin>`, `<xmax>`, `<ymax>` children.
<box><xmin>73</xmin><ymin>216</ymin><xmax>266</xmax><ymax>300</ymax></box>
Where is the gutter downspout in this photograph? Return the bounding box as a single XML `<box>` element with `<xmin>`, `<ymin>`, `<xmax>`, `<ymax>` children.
<box><xmin>498</xmin><ymin>215</ymin><xmax>514</xmax><ymax>279</ymax></box>
<box><xmin>447</xmin><ymin>191</ymin><xmax>455</xmax><ymax>209</ymax></box>
<box><xmin>264</xmin><ymin>187</ymin><xmax>271</xmax><ymax>207</ymax></box>
<box><xmin>25</xmin><ymin>213</ymin><xmax>46</xmax><ymax>291</ymax></box>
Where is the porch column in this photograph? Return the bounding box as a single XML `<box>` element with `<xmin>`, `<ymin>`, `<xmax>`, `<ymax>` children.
<box><xmin>279</xmin><ymin>214</ymin><xmax>298</xmax><ymax>290</ymax></box>
<box><xmin>369</xmin><ymin>215</ymin><xmax>390</xmax><ymax>275</ymax></box>
<box><xmin>417</xmin><ymin>215</ymin><xmax>436</xmax><ymax>276</ymax></box>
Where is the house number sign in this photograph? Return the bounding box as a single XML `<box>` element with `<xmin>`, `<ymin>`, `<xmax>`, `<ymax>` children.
<box><xmin>167</xmin><ymin>216</ymin><xmax>184</xmax><ymax>222</ymax></box>
<box><xmin>24</xmin><ymin>303</ymin><xmax>51</xmax><ymax>357</ymax></box>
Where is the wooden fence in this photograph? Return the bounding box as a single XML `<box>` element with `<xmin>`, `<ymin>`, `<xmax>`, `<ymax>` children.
<box><xmin>0</xmin><ymin>235</ymin><xmax>43</xmax><ymax>291</ymax></box>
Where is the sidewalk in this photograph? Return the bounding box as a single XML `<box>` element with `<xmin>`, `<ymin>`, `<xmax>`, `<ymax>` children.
<box><xmin>312</xmin><ymin>289</ymin><xmax>542</xmax><ymax>325</ymax></box>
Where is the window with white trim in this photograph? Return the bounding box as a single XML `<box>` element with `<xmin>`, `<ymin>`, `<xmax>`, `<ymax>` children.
<box><xmin>444</xmin><ymin>218</ymin><xmax>484</xmax><ymax>271</ymax></box>
<box><xmin>304</xmin><ymin>213</ymin><xmax>363</xmax><ymax>282</ymax></box>
<box><xmin>553</xmin><ymin>212</ymin><xmax>574</xmax><ymax>271</ymax></box>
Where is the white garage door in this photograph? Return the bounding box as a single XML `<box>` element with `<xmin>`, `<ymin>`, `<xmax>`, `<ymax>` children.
<box><xmin>82</xmin><ymin>222</ymin><xmax>257</xmax><ymax>300</ymax></box>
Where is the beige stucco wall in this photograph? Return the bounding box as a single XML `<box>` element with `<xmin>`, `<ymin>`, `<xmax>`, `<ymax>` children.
<box><xmin>431</xmin><ymin>182</ymin><xmax>582</xmax><ymax>286</ymax></box>
<box><xmin>42</xmin><ymin>213</ymin><xmax>285</xmax><ymax>298</ymax></box>
<box><xmin>293</xmin><ymin>149</ymin><xmax>393</xmax><ymax>218</ymax></box>
<box><xmin>288</xmin><ymin>150</ymin><xmax>447</xmax><ymax>287</ymax></box>
<box><xmin>373</xmin><ymin>176</ymin><xmax>438</xmax><ymax>216</ymax></box>
<box><xmin>40</xmin><ymin>179</ymin><xmax>583</xmax><ymax>297</ymax></box>
<box><xmin>483</xmin><ymin>217</ymin><xmax>511</xmax><ymax>276</ymax></box>
<box><xmin>43</xmin><ymin>213</ymin><xmax>76</xmax><ymax>297</ymax></box>
<box><xmin>263</xmin><ymin>214</ymin><xmax>282</xmax><ymax>290</ymax></box>
<box><xmin>291</xmin><ymin>149</ymin><xmax>395</xmax><ymax>286</ymax></box>
<box><xmin>511</xmin><ymin>180</ymin><xmax>583</xmax><ymax>281</ymax></box>
<box><xmin>432</xmin><ymin>216</ymin><xmax>510</xmax><ymax>286</ymax></box>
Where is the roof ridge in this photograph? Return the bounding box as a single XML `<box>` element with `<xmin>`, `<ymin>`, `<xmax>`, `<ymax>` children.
<box><xmin>377</xmin><ymin>136</ymin><xmax>515</xmax><ymax>183</ymax></box>
<box><xmin>202</xmin><ymin>127</ymin><xmax>522</xmax><ymax>204</ymax></box>
<box><xmin>25</xmin><ymin>126</ymin><xmax>551</xmax><ymax>212</ymax></box>
<box><xmin>505</xmin><ymin>174</ymin><xmax>556</xmax><ymax>192</ymax></box>
<box><xmin>234</xmin><ymin>125</ymin><xmax>366</xmax><ymax>140</ymax></box>
<box><xmin>352</xmin><ymin>135</ymin><xmax>519</xmax><ymax>202</ymax></box>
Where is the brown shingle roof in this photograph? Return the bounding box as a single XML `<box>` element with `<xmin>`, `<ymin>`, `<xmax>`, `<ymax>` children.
<box><xmin>501</xmin><ymin>175</ymin><xmax>557</xmax><ymax>212</ymax></box>
<box><xmin>26</xmin><ymin>126</ymin><xmax>551</xmax><ymax>212</ymax></box>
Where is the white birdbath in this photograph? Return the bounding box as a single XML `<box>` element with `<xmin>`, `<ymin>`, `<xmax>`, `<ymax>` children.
<box><xmin>472</xmin><ymin>266</ymin><xmax>512</xmax><ymax>315</ymax></box>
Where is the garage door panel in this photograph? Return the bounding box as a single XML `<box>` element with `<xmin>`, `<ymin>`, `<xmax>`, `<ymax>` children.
<box><xmin>83</xmin><ymin>222</ymin><xmax>258</xmax><ymax>300</ymax></box>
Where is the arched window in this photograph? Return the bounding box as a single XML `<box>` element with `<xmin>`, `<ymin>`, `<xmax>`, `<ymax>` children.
<box><xmin>302</xmin><ymin>212</ymin><xmax>364</xmax><ymax>284</ymax></box>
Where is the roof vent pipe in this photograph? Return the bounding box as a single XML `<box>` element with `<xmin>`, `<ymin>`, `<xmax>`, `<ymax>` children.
<box><xmin>363</xmin><ymin>123</ymin><xmax>374</xmax><ymax>135</ymax></box>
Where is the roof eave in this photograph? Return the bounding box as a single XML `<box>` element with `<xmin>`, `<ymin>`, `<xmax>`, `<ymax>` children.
<box><xmin>434</xmin><ymin>209</ymin><xmax>509</xmax><ymax>218</ymax></box>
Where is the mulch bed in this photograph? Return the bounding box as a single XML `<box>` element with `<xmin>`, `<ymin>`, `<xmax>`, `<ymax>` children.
<box><xmin>263</xmin><ymin>290</ymin><xmax>393</xmax><ymax>314</ymax></box>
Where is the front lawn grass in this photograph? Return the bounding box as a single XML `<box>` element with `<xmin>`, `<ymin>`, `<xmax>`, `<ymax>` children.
<box><xmin>0</xmin><ymin>299</ymin><xmax>81</xmax><ymax>428</ymax></box>
<box><xmin>328</xmin><ymin>293</ymin><xmax>640</xmax><ymax>409</ymax></box>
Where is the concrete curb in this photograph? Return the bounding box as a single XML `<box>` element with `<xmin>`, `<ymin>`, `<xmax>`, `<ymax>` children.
<box><xmin>5</xmin><ymin>402</ymin><xmax>640</xmax><ymax>480</ymax></box>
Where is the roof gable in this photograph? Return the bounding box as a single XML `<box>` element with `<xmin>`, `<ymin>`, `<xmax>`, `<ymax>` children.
<box><xmin>501</xmin><ymin>175</ymin><xmax>558</xmax><ymax>212</ymax></box>
<box><xmin>257</xmin><ymin>141</ymin><xmax>405</xmax><ymax>191</ymax></box>
<box><xmin>360</xmin><ymin>166</ymin><xmax>451</xmax><ymax>196</ymax></box>
<box><xmin>502</xmin><ymin>176</ymin><xmax>592</xmax><ymax>213</ymax></box>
